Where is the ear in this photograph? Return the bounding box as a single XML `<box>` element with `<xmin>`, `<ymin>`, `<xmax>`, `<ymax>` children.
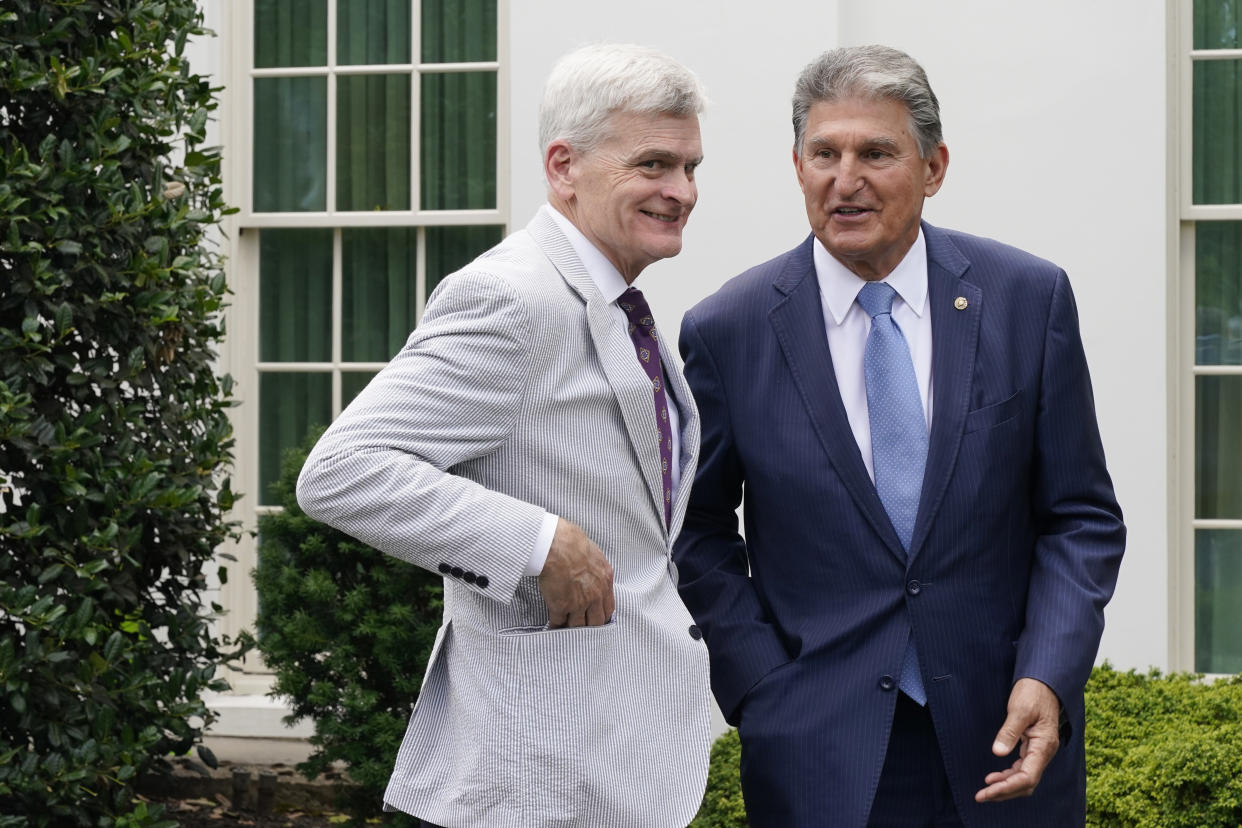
<box><xmin>923</xmin><ymin>143</ymin><xmax>949</xmax><ymax>197</ymax></box>
<box><xmin>792</xmin><ymin>144</ymin><xmax>807</xmax><ymax>193</ymax></box>
<box><xmin>545</xmin><ymin>139</ymin><xmax>576</xmax><ymax>200</ymax></box>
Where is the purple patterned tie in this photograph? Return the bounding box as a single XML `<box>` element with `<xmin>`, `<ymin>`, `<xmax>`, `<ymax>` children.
<box><xmin>619</xmin><ymin>287</ymin><xmax>673</xmax><ymax>528</ymax></box>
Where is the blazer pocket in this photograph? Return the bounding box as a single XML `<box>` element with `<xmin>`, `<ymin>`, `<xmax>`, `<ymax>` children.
<box><xmin>497</xmin><ymin>617</ymin><xmax>619</xmax><ymax>636</ymax></box>
<box><xmin>963</xmin><ymin>389</ymin><xmax>1022</xmax><ymax>434</ymax></box>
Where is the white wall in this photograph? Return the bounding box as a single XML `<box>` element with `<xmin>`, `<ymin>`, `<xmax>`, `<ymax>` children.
<box><xmin>511</xmin><ymin>1</ymin><xmax>1173</xmax><ymax>672</ymax></box>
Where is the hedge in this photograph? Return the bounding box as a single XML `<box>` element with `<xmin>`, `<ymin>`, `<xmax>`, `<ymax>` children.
<box><xmin>690</xmin><ymin>665</ymin><xmax>1242</xmax><ymax>827</ymax></box>
<box><xmin>0</xmin><ymin>2</ymin><xmax>245</xmax><ymax>824</ymax></box>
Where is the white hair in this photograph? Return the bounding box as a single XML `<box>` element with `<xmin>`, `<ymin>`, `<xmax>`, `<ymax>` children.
<box><xmin>538</xmin><ymin>43</ymin><xmax>706</xmax><ymax>155</ymax></box>
<box><xmin>792</xmin><ymin>45</ymin><xmax>943</xmax><ymax>159</ymax></box>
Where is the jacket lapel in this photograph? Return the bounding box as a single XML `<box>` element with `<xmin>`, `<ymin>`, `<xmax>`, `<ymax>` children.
<box><xmin>767</xmin><ymin>236</ymin><xmax>907</xmax><ymax>563</ymax></box>
<box><xmin>908</xmin><ymin>223</ymin><xmax>979</xmax><ymax>561</ymax></box>
<box><xmin>527</xmin><ymin>209</ymin><xmax>673</xmax><ymax>535</ymax></box>
<box><xmin>661</xmin><ymin>336</ymin><xmax>699</xmax><ymax>542</ymax></box>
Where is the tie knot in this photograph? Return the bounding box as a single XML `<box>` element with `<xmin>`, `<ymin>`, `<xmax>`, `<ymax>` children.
<box><xmin>856</xmin><ymin>281</ymin><xmax>897</xmax><ymax>319</ymax></box>
<box><xmin>619</xmin><ymin>287</ymin><xmax>655</xmax><ymax>327</ymax></box>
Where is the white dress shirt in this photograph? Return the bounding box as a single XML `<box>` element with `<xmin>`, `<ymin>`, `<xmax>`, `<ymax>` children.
<box><xmin>813</xmin><ymin>231</ymin><xmax>934</xmax><ymax>482</ymax></box>
<box><xmin>523</xmin><ymin>206</ymin><xmax>683</xmax><ymax>574</ymax></box>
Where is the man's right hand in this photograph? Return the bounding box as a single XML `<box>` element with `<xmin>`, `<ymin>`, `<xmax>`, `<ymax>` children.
<box><xmin>538</xmin><ymin>518</ymin><xmax>615</xmax><ymax>628</ymax></box>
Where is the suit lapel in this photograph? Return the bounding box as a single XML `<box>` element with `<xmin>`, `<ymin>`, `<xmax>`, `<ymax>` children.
<box><xmin>909</xmin><ymin>223</ymin><xmax>979</xmax><ymax>561</ymax></box>
<box><xmin>661</xmin><ymin>337</ymin><xmax>699</xmax><ymax>541</ymax></box>
<box><xmin>767</xmin><ymin>237</ymin><xmax>907</xmax><ymax>563</ymax></box>
<box><xmin>527</xmin><ymin>209</ymin><xmax>672</xmax><ymax>534</ymax></box>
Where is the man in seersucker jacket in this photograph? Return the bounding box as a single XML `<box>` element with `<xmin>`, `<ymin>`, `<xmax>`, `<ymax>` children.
<box><xmin>297</xmin><ymin>43</ymin><xmax>712</xmax><ymax>828</ymax></box>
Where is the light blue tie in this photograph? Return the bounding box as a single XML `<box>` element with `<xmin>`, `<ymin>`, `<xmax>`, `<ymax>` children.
<box><xmin>857</xmin><ymin>281</ymin><xmax>928</xmax><ymax>705</ymax></box>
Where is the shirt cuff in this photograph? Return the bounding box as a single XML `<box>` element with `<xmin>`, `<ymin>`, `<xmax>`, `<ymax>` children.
<box><xmin>525</xmin><ymin>512</ymin><xmax>559</xmax><ymax>576</ymax></box>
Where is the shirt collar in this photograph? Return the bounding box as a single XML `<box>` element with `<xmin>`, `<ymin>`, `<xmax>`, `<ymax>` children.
<box><xmin>813</xmin><ymin>229</ymin><xmax>929</xmax><ymax>325</ymax></box>
<box><xmin>544</xmin><ymin>204</ymin><xmax>630</xmax><ymax>304</ymax></box>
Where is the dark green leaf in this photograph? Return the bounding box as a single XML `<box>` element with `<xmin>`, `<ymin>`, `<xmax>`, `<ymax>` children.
<box><xmin>196</xmin><ymin>744</ymin><xmax>218</xmax><ymax>769</ymax></box>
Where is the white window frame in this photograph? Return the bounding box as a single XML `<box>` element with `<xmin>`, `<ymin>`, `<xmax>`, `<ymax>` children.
<box><xmin>1173</xmin><ymin>0</ymin><xmax>1242</xmax><ymax>673</ymax></box>
<box><xmin>216</xmin><ymin>0</ymin><xmax>510</xmax><ymax>687</ymax></box>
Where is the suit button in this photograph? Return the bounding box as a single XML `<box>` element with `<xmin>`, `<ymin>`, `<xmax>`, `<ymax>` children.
<box><xmin>906</xmin><ymin>580</ymin><xmax>921</xmax><ymax>596</ymax></box>
<box><xmin>476</xmin><ymin>575</ymin><xmax>489</xmax><ymax>589</ymax></box>
<box><xmin>879</xmin><ymin>675</ymin><xmax>896</xmax><ymax>691</ymax></box>
<box><xmin>463</xmin><ymin>571</ymin><xmax>477</xmax><ymax>584</ymax></box>
<box><xmin>438</xmin><ymin>562</ymin><xmax>451</xmax><ymax>574</ymax></box>
<box><xmin>688</xmin><ymin>624</ymin><xmax>703</xmax><ymax>641</ymax></box>
<box><xmin>450</xmin><ymin>566</ymin><xmax>464</xmax><ymax>578</ymax></box>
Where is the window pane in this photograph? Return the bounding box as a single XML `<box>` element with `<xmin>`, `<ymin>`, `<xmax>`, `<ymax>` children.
<box><xmin>255</xmin><ymin>0</ymin><xmax>327</xmax><ymax>68</ymax></box>
<box><xmin>337</xmin><ymin>75</ymin><xmax>412</xmax><ymax>211</ymax></box>
<box><xmin>338</xmin><ymin>0</ymin><xmax>410</xmax><ymax>65</ymax></box>
<box><xmin>1196</xmin><ymin>222</ymin><xmax>1242</xmax><ymax>365</ymax></box>
<box><xmin>1194</xmin><ymin>0</ymin><xmax>1242</xmax><ymax>49</ymax></box>
<box><xmin>254</xmin><ymin>77</ymin><xmax>328</xmax><ymax>212</ymax></box>
<box><xmin>422</xmin><ymin>0</ymin><xmax>497</xmax><ymax>63</ymax></box>
<box><xmin>1195</xmin><ymin>529</ymin><xmax>1242</xmax><ymax>673</ymax></box>
<box><xmin>342</xmin><ymin>228</ymin><xmax>417</xmax><ymax>362</ymax></box>
<box><xmin>421</xmin><ymin>72</ymin><xmax>497</xmax><ymax>210</ymax></box>
<box><xmin>259</xmin><ymin>373</ymin><xmax>331</xmax><ymax>506</ymax></box>
<box><xmin>1196</xmin><ymin>375</ymin><xmax>1242</xmax><ymax>518</ymax></box>
<box><xmin>260</xmin><ymin>229</ymin><xmax>333</xmax><ymax>362</ymax></box>
<box><xmin>342</xmin><ymin>371</ymin><xmax>379</xmax><ymax>407</ymax></box>
<box><xmin>1193</xmin><ymin>60</ymin><xmax>1242</xmax><ymax>205</ymax></box>
<box><xmin>426</xmin><ymin>225</ymin><xmax>504</xmax><ymax>298</ymax></box>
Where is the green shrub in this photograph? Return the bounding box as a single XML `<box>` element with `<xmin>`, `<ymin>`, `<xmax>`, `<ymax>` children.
<box><xmin>1086</xmin><ymin>665</ymin><xmax>1242</xmax><ymax>827</ymax></box>
<box><xmin>253</xmin><ymin>432</ymin><xmax>444</xmax><ymax>825</ymax></box>
<box><xmin>0</xmin><ymin>1</ymin><xmax>245</xmax><ymax>825</ymax></box>
<box><xmin>689</xmin><ymin>666</ymin><xmax>1242</xmax><ymax>827</ymax></box>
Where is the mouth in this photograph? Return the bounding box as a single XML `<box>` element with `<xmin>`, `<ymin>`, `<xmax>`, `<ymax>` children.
<box><xmin>641</xmin><ymin>209</ymin><xmax>681</xmax><ymax>224</ymax></box>
<box><xmin>833</xmin><ymin>205</ymin><xmax>872</xmax><ymax>217</ymax></box>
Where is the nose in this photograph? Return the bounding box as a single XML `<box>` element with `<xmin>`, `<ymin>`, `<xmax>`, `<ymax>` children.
<box><xmin>834</xmin><ymin>154</ymin><xmax>865</xmax><ymax>196</ymax></box>
<box><xmin>662</xmin><ymin>168</ymin><xmax>696</xmax><ymax>205</ymax></box>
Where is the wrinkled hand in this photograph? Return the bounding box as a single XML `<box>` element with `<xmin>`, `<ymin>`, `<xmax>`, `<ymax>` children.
<box><xmin>538</xmin><ymin>518</ymin><xmax>615</xmax><ymax>628</ymax></box>
<box><xmin>975</xmin><ymin>677</ymin><xmax>1062</xmax><ymax>803</ymax></box>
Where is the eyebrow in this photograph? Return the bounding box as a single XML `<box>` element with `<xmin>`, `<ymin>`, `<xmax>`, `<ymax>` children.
<box><xmin>631</xmin><ymin>149</ymin><xmax>704</xmax><ymax>165</ymax></box>
<box><xmin>806</xmin><ymin>136</ymin><xmax>901</xmax><ymax>152</ymax></box>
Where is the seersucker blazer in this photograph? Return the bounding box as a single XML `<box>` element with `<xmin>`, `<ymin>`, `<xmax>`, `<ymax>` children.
<box><xmin>296</xmin><ymin>206</ymin><xmax>712</xmax><ymax>828</ymax></box>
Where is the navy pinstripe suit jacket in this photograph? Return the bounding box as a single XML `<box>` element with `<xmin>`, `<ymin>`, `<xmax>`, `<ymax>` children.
<box><xmin>674</xmin><ymin>222</ymin><xmax>1125</xmax><ymax>827</ymax></box>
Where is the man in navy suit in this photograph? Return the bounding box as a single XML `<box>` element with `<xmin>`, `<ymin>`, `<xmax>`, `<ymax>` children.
<box><xmin>675</xmin><ymin>45</ymin><xmax>1125</xmax><ymax>827</ymax></box>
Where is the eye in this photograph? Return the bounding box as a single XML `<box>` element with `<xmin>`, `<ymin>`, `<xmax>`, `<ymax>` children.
<box><xmin>639</xmin><ymin>159</ymin><xmax>664</xmax><ymax>170</ymax></box>
<box><xmin>864</xmin><ymin>149</ymin><xmax>891</xmax><ymax>160</ymax></box>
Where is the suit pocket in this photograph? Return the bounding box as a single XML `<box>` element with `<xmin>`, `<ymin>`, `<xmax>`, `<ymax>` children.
<box><xmin>497</xmin><ymin>617</ymin><xmax>618</xmax><ymax>636</ymax></box>
<box><xmin>963</xmin><ymin>389</ymin><xmax>1022</xmax><ymax>434</ymax></box>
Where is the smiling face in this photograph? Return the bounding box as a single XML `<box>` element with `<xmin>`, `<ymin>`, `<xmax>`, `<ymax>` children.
<box><xmin>794</xmin><ymin>96</ymin><xmax>948</xmax><ymax>281</ymax></box>
<box><xmin>546</xmin><ymin>111</ymin><xmax>703</xmax><ymax>283</ymax></box>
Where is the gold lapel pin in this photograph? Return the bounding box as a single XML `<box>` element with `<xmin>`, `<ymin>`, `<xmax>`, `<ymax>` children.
<box><xmin>954</xmin><ymin>296</ymin><xmax>968</xmax><ymax>310</ymax></box>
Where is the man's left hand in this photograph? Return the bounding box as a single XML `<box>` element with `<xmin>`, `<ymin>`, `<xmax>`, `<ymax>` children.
<box><xmin>974</xmin><ymin>677</ymin><xmax>1062</xmax><ymax>803</ymax></box>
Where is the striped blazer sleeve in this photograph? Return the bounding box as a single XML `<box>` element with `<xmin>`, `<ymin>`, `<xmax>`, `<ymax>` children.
<box><xmin>296</xmin><ymin>268</ymin><xmax>548</xmax><ymax>604</ymax></box>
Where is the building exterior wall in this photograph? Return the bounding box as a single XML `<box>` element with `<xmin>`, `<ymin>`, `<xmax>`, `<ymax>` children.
<box><xmin>191</xmin><ymin>0</ymin><xmax>1176</xmax><ymax>740</ymax></box>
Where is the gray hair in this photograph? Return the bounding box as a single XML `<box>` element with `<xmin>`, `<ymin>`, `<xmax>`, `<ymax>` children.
<box><xmin>539</xmin><ymin>43</ymin><xmax>706</xmax><ymax>155</ymax></box>
<box><xmin>792</xmin><ymin>45</ymin><xmax>943</xmax><ymax>158</ymax></box>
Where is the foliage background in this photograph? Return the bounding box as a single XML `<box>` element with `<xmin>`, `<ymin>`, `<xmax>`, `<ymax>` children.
<box><xmin>253</xmin><ymin>433</ymin><xmax>444</xmax><ymax>825</ymax></box>
<box><xmin>0</xmin><ymin>1</ymin><xmax>244</xmax><ymax>824</ymax></box>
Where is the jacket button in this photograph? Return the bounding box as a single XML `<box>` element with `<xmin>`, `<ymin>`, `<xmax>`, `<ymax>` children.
<box><xmin>450</xmin><ymin>566</ymin><xmax>464</xmax><ymax>578</ymax></box>
<box><xmin>463</xmin><ymin>571</ymin><xmax>477</xmax><ymax>584</ymax></box>
<box><xmin>476</xmin><ymin>575</ymin><xmax>489</xmax><ymax>589</ymax></box>
<box><xmin>688</xmin><ymin>624</ymin><xmax>703</xmax><ymax>641</ymax></box>
<box><xmin>906</xmin><ymin>579</ymin><xmax>921</xmax><ymax>596</ymax></box>
<box><xmin>438</xmin><ymin>562</ymin><xmax>451</xmax><ymax>574</ymax></box>
<box><xmin>879</xmin><ymin>675</ymin><xmax>896</xmax><ymax>691</ymax></box>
